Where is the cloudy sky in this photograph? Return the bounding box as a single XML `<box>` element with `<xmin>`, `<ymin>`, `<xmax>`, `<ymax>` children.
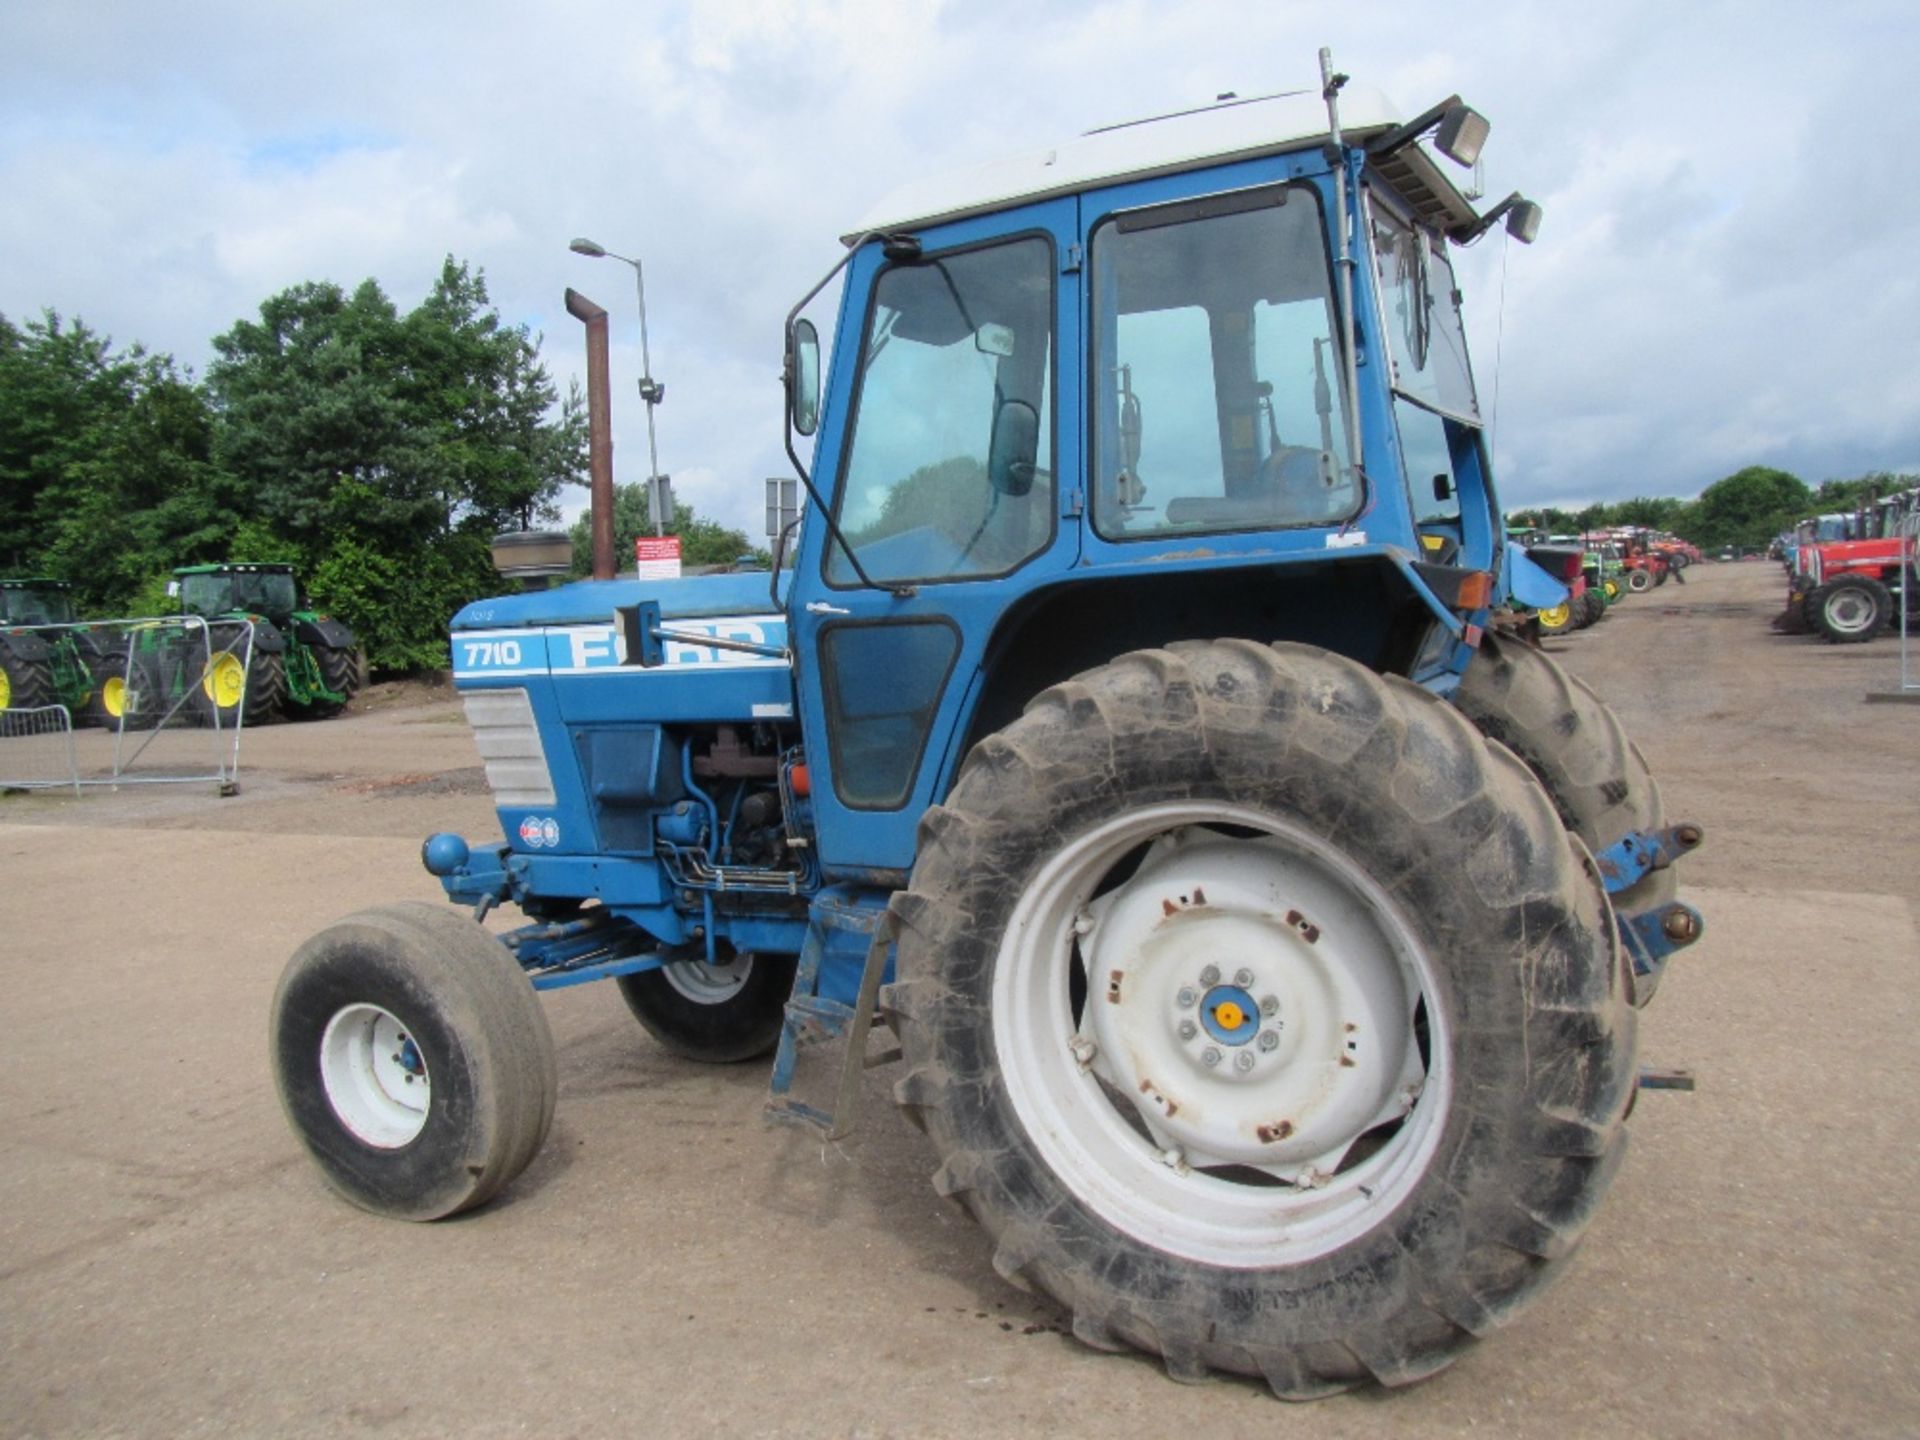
<box><xmin>3</xmin><ymin>0</ymin><xmax>1914</xmax><ymax>539</ymax></box>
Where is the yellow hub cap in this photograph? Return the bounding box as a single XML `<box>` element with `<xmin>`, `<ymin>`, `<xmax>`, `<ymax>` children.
<box><xmin>103</xmin><ymin>675</ymin><xmax>126</xmax><ymax>718</ymax></box>
<box><xmin>0</xmin><ymin>669</ymin><xmax>10</xmax><ymax>710</ymax></box>
<box><xmin>1539</xmin><ymin>602</ymin><xmax>1573</xmax><ymax>630</ymax></box>
<box><xmin>202</xmin><ymin>653</ymin><xmax>246</xmax><ymax>710</ymax></box>
<box><xmin>1212</xmin><ymin>1000</ymin><xmax>1246</xmax><ymax>1031</ymax></box>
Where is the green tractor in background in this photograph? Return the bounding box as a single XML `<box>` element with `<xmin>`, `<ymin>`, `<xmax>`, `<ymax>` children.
<box><xmin>0</xmin><ymin>578</ymin><xmax>110</xmax><ymax>723</ymax></box>
<box><xmin>170</xmin><ymin>563</ymin><xmax>365</xmax><ymax>724</ymax></box>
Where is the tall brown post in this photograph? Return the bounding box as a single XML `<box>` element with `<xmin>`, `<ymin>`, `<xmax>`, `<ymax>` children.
<box><xmin>566</xmin><ymin>288</ymin><xmax>617</xmax><ymax>580</ymax></box>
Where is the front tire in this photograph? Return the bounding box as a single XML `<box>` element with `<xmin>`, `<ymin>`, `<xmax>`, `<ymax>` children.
<box><xmin>270</xmin><ymin>902</ymin><xmax>557</xmax><ymax>1220</ymax></box>
<box><xmin>887</xmin><ymin>643</ymin><xmax>1633</xmax><ymax>1395</ymax></box>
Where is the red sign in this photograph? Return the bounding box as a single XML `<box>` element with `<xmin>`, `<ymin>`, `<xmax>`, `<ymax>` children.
<box><xmin>635</xmin><ymin>535</ymin><xmax>682</xmax><ymax>579</ymax></box>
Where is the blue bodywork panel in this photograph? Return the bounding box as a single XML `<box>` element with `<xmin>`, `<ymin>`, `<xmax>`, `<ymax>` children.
<box><xmin>1506</xmin><ymin>542</ymin><xmax>1573</xmax><ymax>610</ymax></box>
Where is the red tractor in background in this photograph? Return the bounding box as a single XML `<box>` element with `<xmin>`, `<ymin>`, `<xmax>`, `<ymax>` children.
<box><xmin>1779</xmin><ymin>490</ymin><xmax>1918</xmax><ymax>643</ymax></box>
<box><xmin>1618</xmin><ymin>531</ymin><xmax>1672</xmax><ymax>592</ymax></box>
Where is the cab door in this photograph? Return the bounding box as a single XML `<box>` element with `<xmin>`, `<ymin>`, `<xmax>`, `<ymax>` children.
<box><xmin>789</xmin><ymin>197</ymin><xmax>1082</xmax><ymax>875</ymax></box>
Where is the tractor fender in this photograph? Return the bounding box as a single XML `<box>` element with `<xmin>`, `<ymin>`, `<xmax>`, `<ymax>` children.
<box><xmin>213</xmin><ymin>617</ymin><xmax>286</xmax><ymax>654</ymax></box>
<box><xmin>295</xmin><ymin>615</ymin><xmax>356</xmax><ymax>650</ymax></box>
<box><xmin>0</xmin><ymin>629</ymin><xmax>53</xmax><ymax>664</ymax></box>
<box><xmin>1504</xmin><ymin>542</ymin><xmax>1572</xmax><ymax>611</ymax></box>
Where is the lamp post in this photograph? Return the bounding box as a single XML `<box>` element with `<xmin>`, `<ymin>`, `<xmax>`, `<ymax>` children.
<box><xmin>569</xmin><ymin>237</ymin><xmax>668</xmax><ymax>537</ymax></box>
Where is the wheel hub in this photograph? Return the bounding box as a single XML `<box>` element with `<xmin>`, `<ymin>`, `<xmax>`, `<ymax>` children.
<box><xmin>1080</xmin><ymin>830</ymin><xmax>1425</xmax><ymax>1181</ymax></box>
<box><xmin>319</xmin><ymin>1003</ymin><xmax>431</xmax><ymax>1148</ymax></box>
<box><xmin>1827</xmin><ymin>590</ymin><xmax>1871</xmax><ymax>631</ymax></box>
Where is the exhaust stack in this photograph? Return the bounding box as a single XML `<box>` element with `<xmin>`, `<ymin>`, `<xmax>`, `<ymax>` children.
<box><xmin>566</xmin><ymin>288</ymin><xmax>617</xmax><ymax>581</ymax></box>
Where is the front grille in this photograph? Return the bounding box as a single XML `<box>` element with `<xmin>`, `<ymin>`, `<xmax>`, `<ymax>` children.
<box><xmin>462</xmin><ymin>687</ymin><xmax>556</xmax><ymax>808</ymax></box>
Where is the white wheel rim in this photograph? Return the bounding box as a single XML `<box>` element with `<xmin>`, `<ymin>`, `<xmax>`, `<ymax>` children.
<box><xmin>319</xmin><ymin>1003</ymin><xmax>431</xmax><ymax>1147</ymax></box>
<box><xmin>991</xmin><ymin>801</ymin><xmax>1450</xmax><ymax>1269</ymax></box>
<box><xmin>660</xmin><ymin>952</ymin><xmax>753</xmax><ymax>1005</ymax></box>
<box><xmin>1827</xmin><ymin>590</ymin><xmax>1873</xmax><ymax>632</ymax></box>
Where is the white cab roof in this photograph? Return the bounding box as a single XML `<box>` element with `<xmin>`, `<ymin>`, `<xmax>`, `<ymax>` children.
<box><xmin>846</xmin><ymin>85</ymin><xmax>1410</xmax><ymax>241</ymax></box>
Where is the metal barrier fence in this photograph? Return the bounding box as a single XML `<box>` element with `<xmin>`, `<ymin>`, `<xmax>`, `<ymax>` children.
<box><xmin>0</xmin><ymin>704</ymin><xmax>81</xmax><ymax>794</ymax></box>
<box><xmin>0</xmin><ymin>615</ymin><xmax>253</xmax><ymax>794</ymax></box>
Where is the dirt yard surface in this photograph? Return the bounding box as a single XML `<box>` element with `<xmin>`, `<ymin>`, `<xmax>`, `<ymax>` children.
<box><xmin>1</xmin><ymin>560</ymin><xmax>1914</xmax><ymax>1438</ymax></box>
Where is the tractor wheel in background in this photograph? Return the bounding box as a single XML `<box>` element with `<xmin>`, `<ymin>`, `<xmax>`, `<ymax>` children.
<box><xmin>885</xmin><ymin>642</ymin><xmax>1632</xmax><ymax>1396</ymax></box>
<box><xmin>1625</xmin><ymin>568</ymin><xmax>1653</xmax><ymax>593</ymax></box>
<box><xmin>1454</xmin><ymin>627</ymin><xmax>1675</xmax><ymax>948</ymax></box>
<box><xmin>615</xmin><ymin>947</ymin><xmax>796</xmax><ymax>1062</ymax></box>
<box><xmin>1567</xmin><ymin>593</ymin><xmax>1594</xmax><ymax>630</ymax></box>
<box><xmin>1652</xmin><ymin>566</ymin><xmax>1669</xmax><ymax>586</ymax></box>
<box><xmin>287</xmin><ymin>643</ymin><xmax>358</xmax><ymax>719</ymax></box>
<box><xmin>114</xmin><ymin>652</ymin><xmax>173</xmax><ymax>728</ymax></box>
<box><xmin>1603</xmin><ymin>578</ymin><xmax>1622</xmax><ymax>602</ymax></box>
<box><xmin>1808</xmin><ymin>576</ymin><xmax>1892</xmax><ymax>645</ymax></box>
<box><xmin>198</xmin><ymin>642</ymin><xmax>285</xmax><ymax>727</ymax></box>
<box><xmin>270</xmin><ymin>901</ymin><xmax>557</xmax><ymax>1220</ymax></box>
<box><xmin>1535</xmin><ymin>599</ymin><xmax>1575</xmax><ymax>635</ymax></box>
<box><xmin>1578</xmin><ymin>591</ymin><xmax>1605</xmax><ymax>627</ymax></box>
<box><xmin>0</xmin><ymin>649</ymin><xmax>55</xmax><ymax>716</ymax></box>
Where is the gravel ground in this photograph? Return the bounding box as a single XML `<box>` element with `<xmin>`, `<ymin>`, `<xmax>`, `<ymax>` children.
<box><xmin>1</xmin><ymin>559</ymin><xmax>1914</xmax><ymax>1438</ymax></box>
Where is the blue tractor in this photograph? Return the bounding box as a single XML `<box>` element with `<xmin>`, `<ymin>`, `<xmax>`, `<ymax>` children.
<box><xmin>271</xmin><ymin>55</ymin><xmax>1702</xmax><ymax>1396</ymax></box>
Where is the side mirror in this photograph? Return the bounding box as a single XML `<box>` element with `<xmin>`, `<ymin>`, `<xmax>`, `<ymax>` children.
<box><xmin>1432</xmin><ymin>473</ymin><xmax>1453</xmax><ymax>503</ymax></box>
<box><xmin>786</xmin><ymin>319</ymin><xmax>821</xmax><ymax>437</ymax></box>
<box><xmin>166</xmin><ymin>580</ymin><xmax>180</xmax><ymax>599</ymax></box>
<box><xmin>988</xmin><ymin>399</ymin><xmax>1040</xmax><ymax>497</ymax></box>
<box><xmin>1505</xmin><ymin>199</ymin><xmax>1543</xmax><ymax>244</ymax></box>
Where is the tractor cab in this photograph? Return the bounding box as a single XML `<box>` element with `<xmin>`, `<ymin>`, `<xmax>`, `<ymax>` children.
<box><xmin>0</xmin><ymin>579</ymin><xmax>78</xmax><ymax>627</ymax></box>
<box><xmin>173</xmin><ymin>563</ymin><xmax>301</xmax><ymax>628</ymax></box>
<box><xmin>775</xmin><ymin>82</ymin><xmax>1535</xmax><ymax>869</ymax></box>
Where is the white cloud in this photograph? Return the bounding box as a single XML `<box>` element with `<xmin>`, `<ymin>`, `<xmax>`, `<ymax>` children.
<box><xmin>2</xmin><ymin>0</ymin><xmax>1916</xmax><ymax>546</ymax></box>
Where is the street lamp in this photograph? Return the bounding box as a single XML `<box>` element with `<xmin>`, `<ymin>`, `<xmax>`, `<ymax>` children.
<box><xmin>570</xmin><ymin>236</ymin><xmax>669</xmax><ymax>536</ymax></box>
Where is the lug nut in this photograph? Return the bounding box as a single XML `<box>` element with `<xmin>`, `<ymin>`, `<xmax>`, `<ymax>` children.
<box><xmin>1178</xmin><ymin>1019</ymin><xmax>1198</xmax><ymax>1041</ymax></box>
<box><xmin>1259</xmin><ymin>994</ymin><xmax>1279</xmax><ymax>1017</ymax></box>
<box><xmin>1234</xmin><ymin>1051</ymin><xmax>1255</xmax><ymax>1073</ymax></box>
<box><xmin>1199</xmin><ymin>964</ymin><xmax>1220</xmax><ymax>986</ymax></box>
<box><xmin>1233</xmin><ymin>968</ymin><xmax>1254</xmax><ymax>988</ymax></box>
<box><xmin>1069</xmin><ymin>1038</ymin><xmax>1098</xmax><ymax>1067</ymax></box>
<box><xmin>1257</xmin><ymin>1030</ymin><xmax>1280</xmax><ymax>1052</ymax></box>
<box><xmin>1176</xmin><ymin>986</ymin><xmax>1197</xmax><ymax>1009</ymax></box>
<box><xmin>1202</xmin><ymin>1047</ymin><xmax>1222</xmax><ymax>1068</ymax></box>
<box><xmin>1662</xmin><ymin>907</ymin><xmax>1700</xmax><ymax>943</ymax></box>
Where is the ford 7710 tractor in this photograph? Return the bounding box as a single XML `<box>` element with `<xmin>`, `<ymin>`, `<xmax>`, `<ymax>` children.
<box><xmin>271</xmin><ymin>56</ymin><xmax>1703</xmax><ymax>1397</ymax></box>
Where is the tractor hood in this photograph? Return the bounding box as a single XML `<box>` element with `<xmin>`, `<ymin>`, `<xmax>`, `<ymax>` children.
<box><xmin>450</xmin><ymin>570</ymin><xmax>794</xmax><ymax>729</ymax></box>
<box><xmin>450</xmin><ymin>570</ymin><xmax>786</xmax><ymax>631</ymax></box>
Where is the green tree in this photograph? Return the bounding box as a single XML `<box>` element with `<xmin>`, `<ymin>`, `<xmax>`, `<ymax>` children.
<box><xmin>205</xmin><ymin>258</ymin><xmax>587</xmax><ymax>668</ymax></box>
<box><xmin>1681</xmin><ymin>466</ymin><xmax>1812</xmax><ymax>549</ymax></box>
<box><xmin>0</xmin><ymin>311</ymin><xmax>231</xmax><ymax>611</ymax></box>
<box><xmin>568</xmin><ymin>490</ymin><xmax>764</xmax><ymax>576</ymax></box>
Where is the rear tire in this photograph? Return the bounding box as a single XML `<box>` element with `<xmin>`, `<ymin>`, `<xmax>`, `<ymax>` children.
<box><xmin>1809</xmin><ymin>576</ymin><xmax>1891</xmax><ymax>644</ymax></box>
<box><xmin>1454</xmin><ymin>629</ymin><xmax>1673</xmax><ymax>963</ymax></box>
<box><xmin>270</xmin><ymin>902</ymin><xmax>557</xmax><ymax>1220</ymax></box>
<box><xmin>1626</xmin><ymin>568</ymin><xmax>1653</xmax><ymax>593</ymax></box>
<box><xmin>0</xmin><ymin>649</ymin><xmax>55</xmax><ymax>716</ymax></box>
<box><xmin>887</xmin><ymin>642</ymin><xmax>1632</xmax><ymax>1395</ymax></box>
<box><xmin>615</xmin><ymin>948</ymin><xmax>795</xmax><ymax>1062</ymax></box>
